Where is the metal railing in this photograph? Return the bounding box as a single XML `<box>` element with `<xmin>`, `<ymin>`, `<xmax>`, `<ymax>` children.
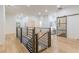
<box><xmin>16</xmin><ymin>27</ymin><xmax>51</xmax><ymax>53</ymax></box>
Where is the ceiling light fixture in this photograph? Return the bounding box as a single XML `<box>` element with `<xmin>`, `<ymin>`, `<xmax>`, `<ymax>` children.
<box><xmin>57</xmin><ymin>5</ymin><xmax>62</xmax><ymax>9</ymax></box>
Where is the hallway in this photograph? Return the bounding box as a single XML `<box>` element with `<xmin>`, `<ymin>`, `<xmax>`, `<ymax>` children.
<box><xmin>1</xmin><ymin>34</ymin><xmax>79</xmax><ymax>53</ymax></box>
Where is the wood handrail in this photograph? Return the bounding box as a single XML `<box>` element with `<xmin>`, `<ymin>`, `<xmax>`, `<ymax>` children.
<box><xmin>26</xmin><ymin>27</ymin><xmax>50</xmax><ymax>29</ymax></box>
<box><xmin>35</xmin><ymin>27</ymin><xmax>50</xmax><ymax>29</ymax></box>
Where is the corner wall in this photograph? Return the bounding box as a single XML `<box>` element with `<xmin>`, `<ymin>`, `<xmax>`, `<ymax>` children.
<box><xmin>5</xmin><ymin>15</ymin><xmax>16</xmax><ymax>34</ymax></box>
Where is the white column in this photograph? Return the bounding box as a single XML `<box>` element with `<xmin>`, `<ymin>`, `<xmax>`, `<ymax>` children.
<box><xmin>0</xmin><ymin>5</ymin><xmax>5</xmax><ymax>44</ymax></box>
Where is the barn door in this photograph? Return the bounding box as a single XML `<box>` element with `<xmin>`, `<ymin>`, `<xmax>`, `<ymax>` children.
<box><xmin>57</xmin><ymin>16</ymin><xmax>67</xmax><ymax>37</ymax></box>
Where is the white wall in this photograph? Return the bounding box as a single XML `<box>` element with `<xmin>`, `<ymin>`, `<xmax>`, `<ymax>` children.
<box><xmin>6</xmin><ymin>15</ymin><xmax>16</xmax><ymax>34</ymax></box>
<box><xmin>67</xmin><ymin>15</ymin><xmax>79</xmax><ymax>39</ymax></box>
<box><xmin>0</xmin><ymin>6</ymin><xmax>5</xmax><ymax>44</ymax></box>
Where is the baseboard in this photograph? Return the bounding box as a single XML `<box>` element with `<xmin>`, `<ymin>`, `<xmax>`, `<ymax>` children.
<box><xmin>67</xmin><ymin>36</ymin><xmax>79</xmax><ymax>40</ymax></box>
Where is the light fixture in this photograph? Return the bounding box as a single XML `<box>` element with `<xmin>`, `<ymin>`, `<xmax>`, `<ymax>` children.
<box><xmin>57</xmin><ymin>5</ymin><xmax>62</xmax><ymax>9</ymax></box>
<box><xmin>45</xmin><ymin>9</ymin><xmax>48</xmax><ymax>12</ymax></box>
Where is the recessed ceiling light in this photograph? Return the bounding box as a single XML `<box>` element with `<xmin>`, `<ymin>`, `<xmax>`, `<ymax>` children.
<box><xmin>38</xmin><ymin>12</ymin><xmax>41</xmax><ymax>15</ymax></box>
<box><xmin>45</xmin><ymin>9</ymin><xmax>48</xmax><ymax>12</ymax></box>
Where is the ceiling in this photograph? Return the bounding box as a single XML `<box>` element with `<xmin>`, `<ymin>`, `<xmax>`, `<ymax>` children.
<box><xmin>5</xmin><ymin>5</ymin><xmax>79</xmax><ymax>16</ymax></box>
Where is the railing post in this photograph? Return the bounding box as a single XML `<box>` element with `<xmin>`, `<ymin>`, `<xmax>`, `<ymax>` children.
<box><xmin>27</xmin><ymin>27</ymin><xmax>28</xmax><ymax>35</ymax></box>
<box><xmin>35</xmin><ymin>34</ymin><xmax>38</xmax><ymax>53</ymax></box>
<box><xmin>32</xmin><ymin>27</ymin><xmax>35</xmax><ymax>52</ymax></box>
<box><xmin>48</xmin><ymin>28</ymin><xmax>51</xmax><ymax>47</ymax></box>
<box><xmin>20</xmin><ymin>27</ymin><xmax>22</xmax><ymax>43</ymax></box>
<box><xmin>40</xmin><ymin>28</ymin><xmax>41</xmax><ymax>32</ymax></box>
<box><xmin>16</xmin><ymin>27</ymin><xmax>18</xmax><ymax>38</ymax></box>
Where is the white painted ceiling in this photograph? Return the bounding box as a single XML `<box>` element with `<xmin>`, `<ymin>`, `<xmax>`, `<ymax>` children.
<box><xmin>5</xmin><ymin>5</ymin><xmax>79</xmax><ymax>16</ymax></box>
